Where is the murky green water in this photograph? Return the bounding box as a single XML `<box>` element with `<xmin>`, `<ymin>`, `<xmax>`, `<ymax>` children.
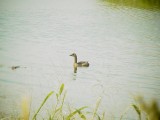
<box><xmin>0</xmin><ymin>0</ymin><xmax>160</xmax><ymax>119</ymax></box>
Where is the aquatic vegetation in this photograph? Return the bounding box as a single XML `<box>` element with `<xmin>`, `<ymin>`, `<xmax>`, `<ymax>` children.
<box><xmin>31</xmin><ymin>84</ymin><xmax>104</xmax><ymax>120</ymax></box>
<box><xmin>120</xmin><ymin>96</ymin><xmax>160</xmax><ymax>120</ymax></box>
<box><xmin>133</xmin><ymin>96</ymin><xmax>160</xmax><ymax>120</ymax></box>
<box><xmin>32</xmin><ymin>91</ymin><xmax>54</xmax><ymax>120</ymax></box>
<box><xmin>21</xmin><ymin>96</ymin><xmax>31</xmax><ymax>120</ymax></box>
<box><xmin>1</xmin><ymin>84</ymin><xmax>159</xmax><ymax>120</ymax></box>
<box><xmin>102</xmin><ymin>0</ymin><xmax>160</xmax><ymax>10</ymax></box>
<box><xmin>30</xmin><ymin>84</ymin><xmax>160</xmax><ymax>120</ymax></box>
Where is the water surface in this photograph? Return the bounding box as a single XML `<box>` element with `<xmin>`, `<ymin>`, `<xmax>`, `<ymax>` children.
<box><xmin>0</xmin><ymin>0</ymin><xmax>160</xmax><ymax>119</ymax></box>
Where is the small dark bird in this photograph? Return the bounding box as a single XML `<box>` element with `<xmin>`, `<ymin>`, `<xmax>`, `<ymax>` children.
<box><xmin>11</xmin><ymin>66</ymin><xmax>20</xmax><ymax>70</ymax></box>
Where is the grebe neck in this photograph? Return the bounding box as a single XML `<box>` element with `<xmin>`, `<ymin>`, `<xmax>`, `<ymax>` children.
<box><xmin>74</xmin><ymin>55</ymin><xmax>77</xmax><ymax>63</ymax></box>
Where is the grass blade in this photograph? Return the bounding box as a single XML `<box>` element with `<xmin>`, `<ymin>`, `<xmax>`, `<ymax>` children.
<box><xmin>32</xmin><ymin>91</ymin><xmax>54</xmax><ymax>120</ymax></box>
<box><xmin>92</xmin><ymin>97</ymin><xmax>101</xmax><ymax>120</ymax></box>
<box><xmin>59</xmin><ymin>83</ymin><xmax>64</xmax><ymax>95</ymax></box>
<box><xmin>77</xmin><ymin>110</ymin><xmax>86</xmax><ymax>120</ymax></box>
<box><xmin>120</xmin><ymin>106</ymin><xmax>131</xmax><ymax>120</ymax></box>
<box><xmin>66</xmin><ymin>106</ymin><xmax>87</xmax><ymax>120</ymax></box>
<box><xmin>101</xmin><ymin>112</ymin><xmax>105</xmax><ymax>120</ymax></box>
<box><xmin>132</xmin><ymin>104</ymin><xmax>141</xmax><ymax>120</ymax></box>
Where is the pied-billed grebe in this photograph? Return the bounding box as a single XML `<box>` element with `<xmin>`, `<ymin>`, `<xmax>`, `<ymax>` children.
<box><xmin>70</xmin><ymin>53</ymin><xmax>89</xmax><ymax>67</ymax></box>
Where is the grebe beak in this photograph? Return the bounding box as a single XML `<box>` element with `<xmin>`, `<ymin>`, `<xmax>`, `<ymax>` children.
<box><xmin>70</xmin><ymin>54</ymin><xmax>73</xmax><ymax>56</ymax></box>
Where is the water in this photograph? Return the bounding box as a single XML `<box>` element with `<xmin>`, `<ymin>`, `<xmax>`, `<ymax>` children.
<box><xmin>0</xmin><ymin>0</ymin><xmax>160</xmax><ymax>119</ymax></box>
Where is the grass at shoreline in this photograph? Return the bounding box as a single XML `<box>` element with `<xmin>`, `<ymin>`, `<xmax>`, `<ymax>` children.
<box><xmin>1</xmin><ymin>84</ymin><xmax>160</xmax><ymax>120</ymax></box>
<box><xmin>102</xmin><ymin>0</ymin><xmax>160</xmax><ymax>10</ymax></box>
<box><xmin>30</xmin><ymin>84</ymin><xmax>105</xmax><ymax>120</ymax></box>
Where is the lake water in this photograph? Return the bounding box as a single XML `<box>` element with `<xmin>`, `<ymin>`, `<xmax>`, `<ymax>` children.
<box><xmin>0</xmin><ymin>0</ymin><xmax>160</xmax><ymax>119</ymax></box>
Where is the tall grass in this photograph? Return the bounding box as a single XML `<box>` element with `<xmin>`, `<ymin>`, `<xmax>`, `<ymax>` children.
<box><xmin>120</xmin><ymin>96</ymin><xmax>160</xmax><ymax>120</ymax></box>
<box><xmin>1</xmin><ymin>84</ymin><xmax>160</xmax><ymax>120</ymax></box>
<box><xmin>133</xmin><ymin>96</ymin><xmax>160</xmax><ymax>120</ymax></box>
<box><xmin>91</xmin><ymin>97</ymin><xmax>102</xmax><ymax>120</ymax></box>
<box><xmin>32</xmin><ymin>91</ymin><xmax>54</xmax><ymax>120</ymax></box>
<box><xmin>30</xmin><ymin>84</ymin><xmax>105</xmax><ymax>120</ymax></box>
<box><xmin>21</xmin><ymin>96</ymin><xmax>31</xmax><ymax>120</ymax></box>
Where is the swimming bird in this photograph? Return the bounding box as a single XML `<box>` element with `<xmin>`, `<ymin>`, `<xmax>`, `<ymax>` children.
<box><xmin>70</xmin><ymin>53</ymin><xmax>89</xmax><ymax>67</ymax></box>
<box><xmin>11</xmin><ymin>66</ymin><xmax>20</xmax><ymax>70</ymax></box>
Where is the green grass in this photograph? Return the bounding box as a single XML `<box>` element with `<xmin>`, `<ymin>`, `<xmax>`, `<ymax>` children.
<box><xmin>101</xmin><ymin>0</ymin><xmax>160</xmax><ymax>10</ymax></box>
<box><xmin>31</xmin><ymin>84</ymin><xmax>160</xmax><ymax>120</ymax></box>
<box><xmin>1</xmin><ymin>84</ymin><xmax>160</xmax><ymax>120</ymax></box>
<box><xmin>120</xmin><ymin>96</ymin><xmax>160</xmax><ymax>120</ymax></box>
<box><xmin>32</xmin><ymin>91</ymin><xmax>54</xmax><ymax>120</ymax></box>
<box><xmin>30</xmin><ymin>84</ymin><xmax>104</xmax><ymax>120</ymax></box>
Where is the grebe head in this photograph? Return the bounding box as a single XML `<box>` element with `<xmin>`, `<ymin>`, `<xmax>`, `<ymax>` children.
<box><xmin>70</xmin><ymin>53</ymin><xmax>77</xmax><ymax>57</ymax></box>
